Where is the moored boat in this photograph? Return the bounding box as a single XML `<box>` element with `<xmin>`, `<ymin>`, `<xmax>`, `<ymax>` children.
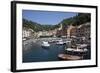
<box><xmin>56</xmin><ymin>40</ymin><xmax>64</xmax><ymax>45</ymax></box>
<box><xmin>41</xmin><ymin>41</ymin><xmax>50</xmax><ymax>48</ymax></box>
<box><xmin>58</xmin><ymin>54</ymin><xmax>82</xmax><ymax>60</ymax></box>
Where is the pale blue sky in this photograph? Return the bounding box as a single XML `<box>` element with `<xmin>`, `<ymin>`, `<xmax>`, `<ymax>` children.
<box><xmin>22</xmin><ymin>10</ymin><xmax>77</xmax><ymax>25</ymax></box>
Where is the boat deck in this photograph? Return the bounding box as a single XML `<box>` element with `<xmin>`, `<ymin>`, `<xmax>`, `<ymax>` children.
<box><xmin>58</xmin><ymin>54</ymin><xmax>82</xmax><ymax>60</ymax></box>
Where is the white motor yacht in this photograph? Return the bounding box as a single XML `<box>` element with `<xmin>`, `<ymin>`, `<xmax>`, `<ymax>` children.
<box><xmin>56</xmin><ymin>40</ymin><xmax>64</xmax><ymax>45</ymax></box>
<box><xmin>41</xmin><ymin>41</ymin><xmax>50</xmax><ymax>47</ymax></box>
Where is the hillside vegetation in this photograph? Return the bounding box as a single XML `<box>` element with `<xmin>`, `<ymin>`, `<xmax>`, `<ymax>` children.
<box><xmin>23</xmin><ymin>13</ymin><xmax>91</xmax><ymax>31</ymax></box>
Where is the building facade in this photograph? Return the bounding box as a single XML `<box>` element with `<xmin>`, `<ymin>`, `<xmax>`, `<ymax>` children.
<box><xmin>67</xmin><ymin>25</ymin><xmax>77</xmax><ymax>38</ymax></box>
<box><xmin>76</xmin><ymin>22</ymin><xmax>91</xmax><ymax>44</ymax></box>
<box><xmin>22</xmin><ymin>27</ymin><xmax>34</xmax><ymax>39</ymax></box>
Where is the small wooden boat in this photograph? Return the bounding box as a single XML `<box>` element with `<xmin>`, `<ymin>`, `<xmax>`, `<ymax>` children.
<box><xmin>58</xmin><ymin>54</ymin><xmax>82</xmax><ymax>60</ymax></box>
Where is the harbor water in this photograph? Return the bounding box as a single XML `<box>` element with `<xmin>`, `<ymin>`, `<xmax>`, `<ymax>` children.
<box><xmin>23</xmin><ymin>38</ymin><xmax>90</xmax><ymax>63</ymax></box>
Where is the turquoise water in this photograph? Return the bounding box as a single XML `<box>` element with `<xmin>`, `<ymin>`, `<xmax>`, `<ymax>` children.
<box><xmin>23</xmin><ymin>40</ymin><xmax>91</xmax><ymax>63</ymax></box>
<box><xmin>23</xmin><ymin>43</ymin><xmax>66</xmax><ymax>63</ymax></box>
